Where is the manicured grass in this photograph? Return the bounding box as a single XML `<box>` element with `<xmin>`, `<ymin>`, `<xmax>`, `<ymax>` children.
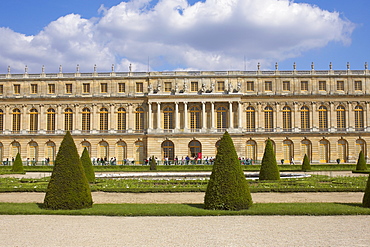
<box><xmin>0</xmin><ymin>202</ymin><xmax>369</xmax><ymax>216</ymax></box>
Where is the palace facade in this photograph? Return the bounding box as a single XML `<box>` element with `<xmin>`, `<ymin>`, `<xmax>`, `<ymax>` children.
<box><xmin>0</xmin><ymin>65</ymin><xmax>369</xmax><ymax>164</ymax></box>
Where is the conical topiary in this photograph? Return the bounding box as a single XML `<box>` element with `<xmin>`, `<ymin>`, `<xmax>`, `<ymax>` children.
<box><xmin>204</xmin><ymin>132</ymin><xmax>253</xmax><ymax>210</ymax></box>
<box><xmin>259</xmin><ymin>139</ymin><xmax>280</xmax><ymax>180</ymax></box>
<box><xmin>150</xmin><ymin>155</ymin><xmax>157</xmax><ymax>171</ymax></box>
<box><xmin>43</xmin><ymin>131</ymin><xmax>92</xmax><ymax>210</ymax></box>
<box><xmin>81</xmin><ymin>147</ymin><xmax>95</xmax><ymax>183</ymax></box>
<box><xmin>363</xmin><ymin>174</ymin><xmax>370</xmax><ymax>207</ymax></box>
<box><xmin>301</xmin><ymin>154</ymin><xmax>311</xmax><ymax>172</ymax></box>
<box><xmin>11</xmin><ymin>153</ymin><xmax>24</xmax><ymax>173</ymax></box>
<box><xmin>356</xmin><ymin>151</ymin><xmax>367</xmax><ymax>171</ymax></box>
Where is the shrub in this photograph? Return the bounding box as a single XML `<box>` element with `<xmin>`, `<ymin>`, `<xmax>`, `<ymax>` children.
<box><xmin>204</xmin><ymin>132</ymin><xmax>253</xmax><ymax>210</ymax></box>
<box><xmin>150</xmin><ymin>156</ymin><xmax>157</xmax><ymax>171</ymax></box>
<box><xmin>301</xmin><ymin>154</ymin><xmax>311</xmax><ymax>172</ymax></box>
<box><xmin>43</xmin><ymin>131</ymin><xmax>93</xmax><ymax>210</ymax></box>
<box><xmin>11</xmin><ymin>153</ymin><xmax>24</xmax><ymax>173</ymax></box>
<box><xmin>356</xmin><ymin>151</ymin><xmax>367</xmax><ymax>171</ymax></box>
<box><xmin>259</xmin><ymin>139</ymin><xmax>280</xmax><ymax>180</ymax></box>
<box><xmin>363</xmin><ymin>174</ymin><xmax>370</xmax><ymax>207</ymax></box>
<box><xmin>81</xmin><ymin>147</ymin><xmax>95</xmax><ymax>183</ymax></box>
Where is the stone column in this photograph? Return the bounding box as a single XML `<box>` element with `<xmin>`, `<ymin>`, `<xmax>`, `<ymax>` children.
<box><xmin>127</xmin><ymin>103</ymin><xmax>133</xmax><ymax>132</ymax></box>
<box><xmin>92</xmin><ymin>104</ymin><xmax>97</xmax><ymax>131</ymax></box>
<box><xmin>110</xmin><ymin>104</ymin><xmax>115</xmax><ymax>131</ymax></box>
<box><xmin>4</xmin><ymin>105</ymin><xmax>10</xmax><ymax>131</ymax></box>
<box><xmin>148</xmin><ymin>102</ymin><xmax>153</xmax><ymax>130</ymax></box>
<box><xmin>39</xmin><ymin>105</ymin><xmax>45</xmax><ymax>132</ymax></box>
<box><xmin>74</xmin><ymin>104</ymin><xmax>80</xmax><ymax>132</ymax></box>
<box><xmin>330</xmin><ymin>102</ymin><xmax>335</xmax><ymax>131</ymax></box>
<box><xmin>238</xmin><ymin>101</ymin><xmax>242</xmax><ymax>129</ymax></box>
<box><xmin>202</xmin><ymin>101</ymin><xmax>206</xmax><ymax>130</ymax></box>
<box><xmin>56</xmin><ymin>104</ymin><xmax>62</xmax><ymax>131</ymax></box>
<box><xmin>175</xmin><ymin>102</ymin><xmax>179</xmax><ymax>130</ymax></box>
<box><xmin>22</xmin><ymin>105</ymin><xmax>28</xmax><ymax>133</ymax></box>
<box><xmin>157</xmin><ymin>102</ymin><xmax>161</xmax><ymax>130</ymax></box>
<box><xmin>210</xmin><ymin>102</ymin><xmax>215</xmax><ymax>129</ymax></box>
<box><xmin>229</xmin><ymin>101</ymin><xmax>233</xmax><ymax>129</ymax></box>
<box><xmin>184</xmin><ymin>102</ymin><xmax>188</xmax><ymax>130</ymax></box>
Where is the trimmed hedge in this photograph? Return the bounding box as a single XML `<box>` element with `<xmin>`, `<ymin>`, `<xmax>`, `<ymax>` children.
<box><xmin>81</xmin><ymin>147</ymin><xmax>95</xmax><ymax>183</ymax></box>
<box><xmin>356</xmin><ymin>151</ymin><xmax>368</xmax><ymax>171</ymax></box>
<box><xmin>259</xmin><ymin>139</ymin><xmax>280</xmax><ymax>180</ymax></box>
<box><xmin>301</xmin><ymin>154</ymin><xmax>311</xmax><ymax>172</ymax></box>
<box><xmin>11</xmin><ymin>153</ymin><xmax>24</xmax><ymax>173</ymax></box>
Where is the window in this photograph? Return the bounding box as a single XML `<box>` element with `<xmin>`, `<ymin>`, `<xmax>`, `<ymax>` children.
<box><xmin>163</xmin><ymin>106</ymin><xmax>174</xmax><ymax>130</ymax></box>
<box><xmin>190</xmin><ymin>106</ymin><xmax>201</xmax><ymax>131</ymax></box>
<box><xmin>100</xmin><ymin>107</ymin><xmax>108</xmax><ymax>132</ymax></box>
<box><xmin>188</xmin><ymin>140</ymin><xmax>201</xmax><ymax>158</ymax></box>
<box><xmin>14</xmin><ymin>84</ymin><xmax>20</xmax><ymax>94</ymax></box>
<box><xmin>0</xmin><ymin>109</ymin><xmax>3</xmax><ymax>132</ymax></box>
<box><xmin>336</xmin><ymin>106</ymin><xmax>346</xmax><ymax>130</ymax></box>
<box><xmin>31</xmin><ymin>84</ymin><xmax>38</xmax><ymax>94</ymax></box>
<box><xmin>301</xmin><ymin>81</ymin><xmax>308</xmax><ymax>91</ymax></box>
<box><xmin>83</xmin><ymin>83</ymin><xmax>90</xmax><ymax>93</ymax></box>
<box><xmin>355</xmin><ymin>81</ymin><xmax>362</xmax><ymax>91</ymax></box>
<box><xmin>135</xmin><ymin>107</ymin><xmax>144</xmax><ymax>131</ymax></box>
<box><xmin>100</xmin><ymin>83</ymin><xmax>108</xmax><ymax>93</ymax></box>
<box><xmin>12</xmin><ymin>109</ymin><xmax>21</xmax><ymax>132</ymax></box>
<box><xmin>117</xmin><ymin>107</ymin><xmax>126</xmax><ymax>132</ymax></box>
<box><xmin>300</xmin><ymin>106</ymin><xmax>310</xmax><ymax>131</ymax></box>
<box><xmin>337</xmin><ymin>81</ymin><xmax>344</xmax><ymax>91</ymax></box>
<box><xmin>319</xmin><ymin>81</ymin><xmax>326</xmax><ymax>91</ymax></box>
<box><xmin>82</xmin><ymin>108</ymin><xmax>91</xmax><ymax>132</ymax></box>
<box><xmin>162</xmin><ymin>140</ymin><xmax>175</xmax><ymax>160</ymax></box>
<box><xmin>246</xmin><ymin>140</ymin><xmax>257</xmax><ymax>161</ymax></box>
<box><xmin>354</xmin><ymin>105</ymin><xmax>364</xmax><ymax>130</ymax></box>
<box><xmin>0</xmin><ymin>85</ymin><xmax>3</xmax><ymax>94</ymax></box>
<box><xmin>265</xmin><ymin>81</ymin><xmax>272</xmax><ymax>91</ymax></box>
<box><xmin>136</xmin><ymin>82</ymin><xmax>143</xmax><ymax>93</ymax></box>
<box><xmin>264</xmin><ymin>106</ymin><xmax>273</xmax><ymax>131</ymax></box>
<box><xmin>246</xmin><ymin>106</ymin><xmax>255</xmax><ymax>131</ymax></box>
<box><xmin>217</xmin><ymin>81</ymin><xmax>225</xmax><ymax>92</ymax></box>
<box><xmin>46</xmin><ymin>108</ymin><xmax>56</xmax><ymax>132</ymax></box>
<box><xmin>65</xmin><ymin>84</ymin><xmax>72</xmax><ymax>94</ymax></box>
<box><xmin>164</xmin><ymin>82</ymin><xmax>172</xmax><ymax>92</ymax></box>
<box><xmin>246</xmin><ymin>81</ymin><xmax>254</xmax><ymax>91</ymax></box>
<box><xmin>282</xmin><ymin>81</ymin><xmax>290</xmax><ymax>91</ymax></box>
<box><xmin>318</xmin><ymin>106</ymin><xmax>328</xmax><ymax>130</ymax></box>
<box><xmin>282</xmin><ymin>106</ymin><xmax>292</xmax><ymax>131</ymax></box>
<box><xmin>118</xmin><ymin>83</ymin><xmax>125</xmax><ymax>93</ymax></box>
<box><xmin>116</xmin><ymin>141</ymin><xmax>127</xmax><ymax>164</ymax></box>
<box><xmin>191</xmin><ymin>82</ymin><xmax>198</xmax><ymax>92</ymax></box>
<box><xmin>29</xmin><ymin>108</ymin><xmax>38</xmax><ymax>132</ymax></box>
<box><xmin>48</xmin><ymin>84</ymin><xmax>55</xmax><ymax>94</ymax></box>
<box><xmin>216</xmin><ymin>106</ymin><xmax>227</xmax><ymax>129</ymax></box>
<box><xmin>64</xmin><ymin>108</ymin><xmax>73</xmax><ymax>131</ymax></box>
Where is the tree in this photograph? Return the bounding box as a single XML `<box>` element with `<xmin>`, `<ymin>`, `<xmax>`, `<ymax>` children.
<box><xmin>259</xmin><ymin>139</ymin><xmax>280</xmax><ymax>180</ymax></box>
<box><xmin>11</xmin><ymin>153</ymin><xmax>24</xmax><ymax>173</ymax></box>
<box><xmin>363</xmin><ymin>173</ymin><xmax>370</xmax><ymax>207</ymax></box>
<box><xmin>356</xmin><ymin>151</ymin><xmax>367</xmax><ymax>171</ymax></box>
<box><xmin>81</xmin><ymin>147</ymin><xmax>95</xmax><ymax>183</ymax></box>
<box><xmin>43</xmin><ymin>131</ymin><xmax>92</xmax><ymax>210</ymax></box>
<box><xmin>204</xmin><ymin>132</ymin><xmax>253</xmax><ymax>210</ymax></box>
<box><xmin>150</xmin><ymin>155</ymin><xmax>157</xmax><ymax>171</ymax></box>
<box><xmin>301</xmin><ymin>154</ymin><xmax>311</xmax><ymax>172</ymax></box>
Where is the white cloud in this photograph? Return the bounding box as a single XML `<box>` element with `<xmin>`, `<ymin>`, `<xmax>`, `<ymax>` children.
<box><xmin>0</xmin><ymin>0</ymin><xmax>355</xmax><ymax>73</ymax></box>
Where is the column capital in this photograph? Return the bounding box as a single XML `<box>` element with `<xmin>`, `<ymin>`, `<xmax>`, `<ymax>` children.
<box><xmin>157</xmin><ymin>102</ymin><xmax>161</xmax><ymax>105</ymax></box>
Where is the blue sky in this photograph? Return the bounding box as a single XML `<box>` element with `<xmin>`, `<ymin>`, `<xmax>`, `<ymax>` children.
<box><xmin>0</xmin><ymin>0</ymin><xmax>368</xmax><ymax>73</ymax></box>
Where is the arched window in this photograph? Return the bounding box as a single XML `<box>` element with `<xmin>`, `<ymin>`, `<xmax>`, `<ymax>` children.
<box><xmin>98</xmin><ymin>141</ymin><xmax>109</xmax><ymax>159</ymax></box>
<box><xmin>162</xmin><ymin>140</ymin><xmax>175</xmax><ymax>160</ymax></box>
<box><xmin>29</xmin><ymin>108</ymin><xmax>38</xmax><ymax>133</ymax></box>
<box><xmin>64</xmin><ymin>108</ymin><xmax>73</xmax><ymax>131</ymax></box>
<box><xmin>338</xmin><ymin>139</ymin><xmax>348</xmax><ymax>163</ymax></box>
<box><xmin>246</xmin><ymin>140</ymin><xmax>257</xmax><ymax>161</ymax></box>
<box><xmin>12</xmin><ymin>108</ymin><xmax>21</xmax><ymax>133</ymax></box>
<box><xmin>81</xmin><ymin>141</ymin><xmax>91</xmax><ymax>154</ymax></box>
<box><xmin>189</xmin><ymin>140</ymin><xmax>201</xmax><ymax>158</ymax></box>
<box><xmin>336</xmin><ymin>105</ymin><xmax>346</xmax><ymax>130</ymax></box>
<box><xmin>318</xmin><ymin>106</ymin><xmax>328</xmax><ymax>131</ymax></box>
<box><xmin>354</xmin><ymin>105</ymin><xmax>364</xmax><ymax>131</ymax></box>
<box><xmin>100</xmin><ymin>107</ymin><xmax>109</xmax><ymax>132</ymax></box>
<box><xmin>46</xmin><ymin>108</ymin><xmax>56</xmax><ymax>132</ymax></box>
<box><xmin>82</xmin><ymin>108</ymin><xmax>91</xmax><ymax>132</ymax></box>
<box><xmin>282</xmin><ymin>106</ymin><xmax>292</xmax><ymax>132</ymax></box>
<box><xmin>246</xmin><ymin>106</ymin><xmax>255</xmax><ymax>132</ymax></box>
<box><xmin>301</xmin><ymin>139</ymin><xmax>312</xmax><ymax>161</ymax></box>
<box><xmin>0</xmin><ymin>109</ymin><xmax>3</xmax><ymax>132</ymax></box>
<box><xmin>116</xmin><ymin>141</ymin><xmax>127</xmax><ymax>164</ymax></box>
<box><xmin>300</xmin><ymin>106</ymin><xmax>310</xmax><ymax>131</ymax></box>
<box><xmin>264</xmin><ymin>106</ymin><xmax>273</xmax><ymax>132</ymax></box>
<box><xmin>11</xmin><ymin>141</ymin><xmax>20</xmax><ymax>158</ymax></box>
<box><xmin>28</xmin><ymin>141</ymin><xmax>38</xmax><ymax>162</ymax></box>
<box><xmin>216</xmin><ymin>106</ymin><xmax>227</xmax><ymax>130</ymax></box>
<box><xmin>45</xmin><ymin>141</ymin><xmax>56</xmax><ymax>165</ymax></box>
<box><xmin>189</xmin><ymin>106</ymin><xmax>201</xmax><ymax>132</ymax></box>
<box><xmin>135</xmin><ymin>141</ymin><xmax>144</xmax><ymax>164</ymax></box>
<box><xmin>356</xmin><ymin>139</ymin><xmax>366</xmax><ymax>157</ymax></box>
<box><xmin>319</xmin><ymin>139</ymin><xmax>329</xmax><ymax>163</ymax></box>
<box><xmin>163</xmin><ymin>106</ymin><xmax>174</xmax><ymax>131</ymax></box>
<box><xmin>117</xmin><ymin>107</ymin><xmax>126</xmax><ymax>132</ymax></box>
<box><xmin>283</xmin><ymin>139</ymin><xmax>293</xmax><ymax>163</ymax></box>
<box><xmin>135</xmin><ymin>107</ymin><xmax>144</xmax><ymax>132</ymax></box>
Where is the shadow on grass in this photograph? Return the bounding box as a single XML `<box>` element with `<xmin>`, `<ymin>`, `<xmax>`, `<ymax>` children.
<box><xmin>185</xmin><ymin>203</ymin><xmax>204</xmax><ymax>209</ymax></box>
<box><xmin>335</xmin><ymin>202</ymin><xmax>365</xmax><ymax>208</ymax></box>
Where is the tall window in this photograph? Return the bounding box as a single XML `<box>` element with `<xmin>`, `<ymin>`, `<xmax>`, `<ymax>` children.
<box><xmin>164</xmin><ymin>82</ymin><xmax>172</xmax><ymax>92</ymax></box>
<box><xmin>0</xmin><ymin>85</ymin><xmax>3</xmax><ymax>94</ymax></box>
<box><xmin>217</xmin><ymin>81</ymin><xmax>225</xmax><ymax>92</ymax></box>
<box><xmin>282</xmin><ymin>81</ymin><xmax>290</xmax><ymax>91</ymax></box>
<box><xmin>116</xmin><ymin>141</ymin><xmax>127</xmax><ymax>164</ymax></box>
<box><xmin>118</xmin><ymin>83</ymin><xmax>126</xmax><ymax>93</ymax></box>
<box><xmin>354</xmin><ymin>105</ymin><xmax>364</xmax><ymax>130</ymax></box>
<box><xmin>283</xmin><ymin>140</ymin><xmax>293</xmax><ymax>163</ymax></box>
<box><xmin>135</xmin><ymin>107</ymin><xmax>144</xmax><ymax>131</ymax></box>
<box><xmin>83</xmin><ymin>83</ymin><xmax>90</xmax><ymax>93</ymax></box>
<box><xmin>14</xmin><ymin>84</ymin><xmax>20</xmax><ymax>94</ymax></box>
<box><xmin>191</xmin><ymin>82</ymin><xmax>198</xmax><ymax>92</ymax></box>
<box><xmin>117</xmin><ymin>107</ymin><xmax>126</xmax><ymax>132</ymax></box>
<box><xmin>136</xmin><ymin>82</ymin><xmax>143</xmax><ymax>93</ymax></box>
<box><xmin>11</xmin><ymin>142</ymin><xmax>20</xmax><ymax>158</ymax></box>
<box><xmin>246</xmin><ymin>140</ymin><xmax>257</xmax><ymax>161</ymax></box>
<box><xmin>100</xmin><ymin>107</ymin><xmax>108</xmax><ymax>132</ymax></box>
<box><xmin>319</xmin><ymin>139</ymin><xmax>329</xmax><ymax>163</ymax></box>
<box><xmin>31</xmin><ymin>84</ymin><xmax>38</xmax><ymax>94</ymax></box>
<box><xmin>189</xmin><ymin>140</ymin><xmax>201</xmax><ymax>158</ymax></box>
<box><xmin>46</xmin><ymin>142</ymin><xmax>56</xmax><ymax>164</ymax></box>
<box><xmin>65</xmin><ymin>83</ymin><xmax>72</xmax><ymax>94</ymax></box>
<box><xmin>162</xmin><ymin>140</ymin><xmax>175</xmax><ymax>160</ymax></box>
<box><xmin>29</xmin><ymin>108</ymin><xmax>38</xmax><ymax>132</ymax></box>
<box><xmin>336</xmin><ymin>105</ymin><xmax>346</xmax><ymax>130</ymax></box>
<box><xmin>48</xmin><ymin>84</ymin><xmax>55</xmax><ymax>94</ymax></box>
<box><xmin>82</xmin><ymin>108</ymin><xmax>91</xmax><ymax>132</ymax></box>
<box><xmin>301</xmin><ymin>139</ymin><xmax>311</xmax><ymax>161</ymax></box>
<box><xmin>264</xmin><ymin>81</ymin><xmax>272</xmax><ymax>91</ymax></box>
<box><xmin>354</xmin><ymin>81</ymin><xmax>362</xmax><ymax>91</ymax></box>
<box><xmin>264</xmin><ymin>106</ymin><xmax>273</xmax><ymax>132</ymax></box>
<box><xmin>98</xmin><ymin>141</ymin><xmax>109</xmax><ymax>159</ymax></box>
<box><xmin>318</xmin><ymin>106</ymin><xmax>328</xmax><ymax>130</ymax></box>
<box><xmin>246</xmin><ymin>81</ymin><xmax>254</xmax><ymax>91</ymax></box>
<box><xmin>246</xmin><ymin>106</ymin><xmax>255</xmax><ymax>131</ymax></box>
<box><xmin>0</xmin><ymin>109</ymin><xmax>3</xmax><ymax>132</ymax></box>
<box><xmin>216</xmin><ymin>106</ymin><xmax>227</xmax><ymax>130</ymax></box>
<box><xmin>163</xmin><ymin>106</ymin><xmax>174</xmax><ymax>130</ymax></box>
<box><xmin>301</xmin><ymin>81</ymin><xmax>308</xmax><ymax>91</ymax></box>
<box><xmin>300</xmin><ymin>106</ymin><xmax>310</xmax><ymax>131</ymax></box>
<box><xmin>135</xmin><ymin>141</ymin><xmax>144</xmax><ymax>164</ymax></box>
<box><xmin>337</xmin><ymin>81</ymin><xmax>344</xmax><ymax>91</ymax></box>
<box><xmin>338</xmin><ymin>139</ymin><xmax>347</xmax><ymax>163</ymax></box>
<box><xmin>64</xmin><ymin>108</ymin><xmax>73</xmax><ymax>131</ymax></box>
<box><xmin>46</xmin><ymin>108</ymin><xmax>56</xmax><ymax>132</ymax></box>
<box><xmin>319</xmin><ymin>81</ymin><xmax>326</xmax><ymax>91</ymax></box>
<box><xmin>12</xmin><ymin>109</ymin><xmax>21</xmax><ymax>132</ymax></box>
<box><xmin>28</xmin><ymin>141</ymin><xmax>38</xmax><ymax>161</ymax></box>
<box><xmin>100</xmin><ymin>83</ymin><xmax>108</xmax><ymax>93</ymax></box>
<box><xmin>282</xmin><ymin>106</ymin><xmax>292</xmax><ymax>131</ymax></box>
<box><xmin>190</xmin><ymin>106</ymin><xmax>201</xmax><ymax>131</ymax></box>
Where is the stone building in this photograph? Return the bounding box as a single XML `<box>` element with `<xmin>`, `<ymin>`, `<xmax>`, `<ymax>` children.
<box><xmin>0</xmin><ymin>63</ymin><xmax>369</xmax><ymax>164</ymax></box>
